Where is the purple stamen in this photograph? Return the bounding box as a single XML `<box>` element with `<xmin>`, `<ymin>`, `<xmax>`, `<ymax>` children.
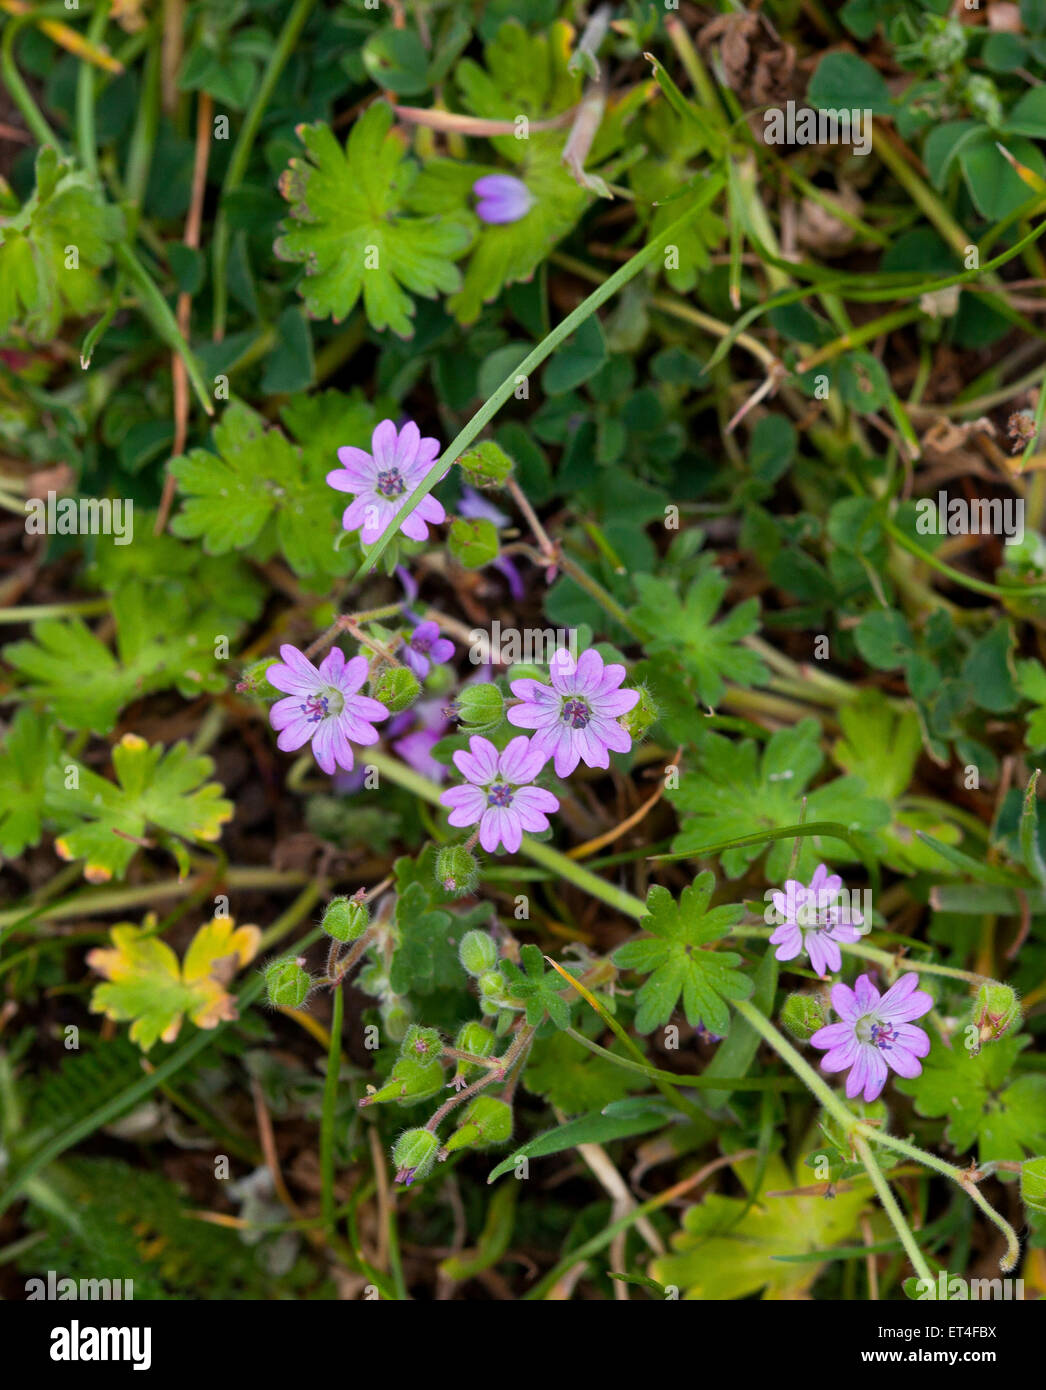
<box><xmin>870</xmin><ymin>1022</ymin><xmax>897</xmax><ymax>1051</ymax></box>
<box><xmin>376</xmin><ymin>467</ymin><xmax>406</xmax><ymax>499</ymax></box>
<box><xmin>562</xmin><ymin>698</ymin><xmax>590</xmax><ymax>729</ymax></box>
<box><xmin>301</xmin><ymin>694</ymin><xmax>329</xmax><ymax>724</ymax></box>
<box><xmin>486</xmin><ymin>782</ymin><xmax>514</xmax><ymax>808</ymax></box>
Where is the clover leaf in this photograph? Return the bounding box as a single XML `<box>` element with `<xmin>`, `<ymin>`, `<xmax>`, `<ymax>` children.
<box><xmin>611</xmin><ymin>877</ymin><xmax>751</xmax><ymax>1036</ymax></box>
<box><xmin>87</xmin><ymin>915</ymin><xmax>261</xmax><ymax>1050</ymax></box>
<box><xmin>0</xmin><ymin>147</ymin><xmax>124</xmax><ymax>343</ymax></box>
<box><xmin>668</xmin><ymin>719</ymin><xmax>890</xmax><ymax>880</ymax></box>
<box><xmin>274</xmin><ymin>102</ymin><xmax>472</xmax><ymax>337</ymax></box>
<box><xmin>630</xmin><ymin>568</ymin><xmax>768</xmax><ymax>708</ymax></box>
<box><xmin>0</xmin><ymin>706</ymin><xmax>59</xmax><ymax>860</ymax></box>
<box><xmin>47</xmin><ymin>734</ymin><xmax>232</xmax><ymax>882</ymax></box>
<box><xmin>499</xmin><ymin>943</ymin><xmax>573</xmax><ymax>1029</ymax></box>
<box><xmin>898</xmin><ymin>1032</ymin><xmax>1046</xmax><ymax>1167</ymax></box>
<box><xmin>169</xmin><ymin>395</ymin><xmax>377</xmax><ymax>577</ymax></box>
<box><xmin>3</xmin><ymin>581</ymin><xmax>230</xmax><ymax>735</ymax></box>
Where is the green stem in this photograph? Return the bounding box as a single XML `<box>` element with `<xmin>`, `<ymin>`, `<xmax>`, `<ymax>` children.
<box><xmin>854</xmin><ymin>1133</ymin><xmax>934</xmax><ymax>1284</ymax></box>
<box><xmin>75</xmin><ymin>3</ymin><xmax>109</xmax><ymax>179</ymax></box>
<box><xmin>1</xmin><ymin>15</ymin><xmax>60</xmax><ymax>148</ymax></box>
<box><xmin>355</xmin><ymin>171</ymin><xmax>727</xmax><ymax>576</ymax></box>
<box><xmin>212</xmin><ymin>0</ymin><xmax>318</xmax><ymax>338</ymax></box>
<box><xmin>113</xmin><ymin>243</ymin><xmax>214</xmax><ymax>415</ymax></box>
<box><xmin>320</xmin><ymin>980</ymin><xmax>344</xmax><ymax>1237</ymax></box>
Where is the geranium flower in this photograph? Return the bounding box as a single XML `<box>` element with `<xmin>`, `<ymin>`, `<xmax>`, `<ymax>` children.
<box><xmin>267</xmin><ymin>644</ymin><xmax>388</xmax><ymax>775</ymax></box>
<box><xmin>439</xmin><ymin>735</ymin><xmax>558</xmax><ymax>853</ymax></box>
<box><xmin>769</xmin><ymin>862</ymin><xmax>863</xmax><ymax>976</ymax></box>
<box><xmin>402</xmin><ymin>620</ymin><xmax>454</xmax><ymax>680</ymax></box>
<box><xmin>810</xmin><ymin>974</ymin><xmax>933</xmax><ymax>1102</ymax></box>
<box><xmin>507</xmin><ymin>648</ymin><xmax>639</xmax><ymax>777</ymax></box>
<box><xmin>327</xmin><ymin>419</ymin><xmax>445</xmax><ymax>545</ymax></box>
<box><xmin>472</xmin><ymin>174</ymin><xmax>533</xmax><ymax>225</ymax></box>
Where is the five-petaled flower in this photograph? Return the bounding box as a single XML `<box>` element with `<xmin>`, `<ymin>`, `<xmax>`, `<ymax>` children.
<box><xmin>810</xmin><ymin>973</ymin><xmax>933</xmax><ymax>1102</ymax></box>
<box><xmin>472</xmin><ymin>174</ymin><xmax>534</xmax><ymax>225</ymax></box>
<box><xmin>402</xmin><ymin>620</ymin><xmax>454</xmax><ymax>680</ymax></box>
<box><xmin>439</xmin><ymin>735</ymin><xmax>558</xmax><ymax>854</ymax></box>
<box><xmin>507</xmin><ymin>648</ymin><xmax>640</xmax><ymax>778</ymax></box>
<box><xmin>327</xmin><ymin>419</ymin><xmax>446</xmax><ymax>545</ymax></box>
<box><xmin>267</xmin><ymin>644</ymin><xmax>389</xmax><ymax>776</ymax></box>
<box><xmin>769</xmin><ymin>862</ymin><xmax>863</xmax><ymax>977</ymax></box>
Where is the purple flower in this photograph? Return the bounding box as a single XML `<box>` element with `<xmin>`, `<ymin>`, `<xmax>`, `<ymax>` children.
<box><xmin>402</xmin><ymin>620</ymin><xmax>454</xmax><ymax>680</ymax></box>
<box><xmin>810</xmin><ymin>974</ymin><xmax>933</xmax><ymax>1102</ymax></box>
<box><xmin>439</xmin><ymin>735</ymin><xmax>558</xmax><ymax>853</ymax></box>
<box><xmin>769</xmin><ymin>863</ymin><xmax>863</xmax><ymax>977</ymax></box>
<box><xmin>507</xmin><ymin>648</ymin><xmax>640</xmax><ymax>778</ymax></box>
<box><xmin>267</xmin><ymin>644</ymin><xmax>389</xmax><ymax>776</ymax></box>
<box><xmin>327</xmin><ymin>419</ymin><xmax>446</xmax><ymax>545</ymax></box>
<box><xmin>473</xmin><ymin>174</ymin><xmax>534</xmax><ymax>225</ymax></box>
<box><xmin>391</xmin><ymin>699</ymin><xmax>450</xmax><ymax>783</ymax></box>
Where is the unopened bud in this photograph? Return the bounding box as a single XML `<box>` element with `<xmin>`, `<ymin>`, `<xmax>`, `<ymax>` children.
<box><xmin>621</xmin><ymin>683</ymin><xmax>657</xmax><ymax>741</ymax></box>
<box><xmin>392</xmin><ymin>1128</ymin><xmax>439</xmax><ymax>1185</ymax></box>
<box><xmin>322</xmin><ymin>895</ymin><xmax>369</xmax><ymax>942</ymax></box>
<box><xmin>264</xmin><ymin>956</ymin><xmax>311</xmax><ymax>1009</ymax></box>
<box><xmin>370</xmin><ymin>665</ymin><xmax>420</xmax><ymax>713</ymax></box>
<box><xmin>453</xmin><ymin>682</ymin><xmax>504</xmax><ymax>730</ymax></box>
<box><xmin>459</xmin><ymin>930</ymin><xmax>498</xmax><ymax>977</ymax></box>
<box><xmin>442</xmin><ymin>1096</ymin><xmax>513</xmax><ymax>1155</ymax></box>
<box><xmin>974</xmin><ymin>981</ymin><xmax>1021</xmax><ymax>1043</ymax></box>
<box><xmin>436</xmin><ymin>843</ymin><xmax>478</xmax><ymax>897</ymax></box>
<box><xmin>781</xmin><ymin>993</ymin><xmax>829</xmax><ymax>1041</ymax></box>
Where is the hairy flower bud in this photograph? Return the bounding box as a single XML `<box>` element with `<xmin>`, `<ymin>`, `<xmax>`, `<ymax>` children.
<box><xmin>236</xmin><ymin>658</ymin><xmax>279</xmax><ymax>700</ymax></box>
<box><xmin>369</xmin><ymin>664</ymin><xmax>420</xmax><ymax>713</ymax></box>
<box><xmin>620</xmin><ymin>683</ymin><xmax>657</xmax><ymax>741</ymax></box>
<box><xmin>264</xmin><ymin>956</ymin><xmax>311</xmax><ymax>1009</ymax></box>
<box><xmin>781</xmin><ymin>992</ymin><xmax>829</xmax><ymax>1041</ymax></box>
<box><xmin>442</xmin><ymin>1096</ymin><xmax>513</xmax><ymax>1155</ymax></box>
<box><xmin>459</xmin><ymin>930</ymin><xmax>498</xmax><ymax>977</ymax></box>
<box><xmin>392</xmin><ymin>1127</ymin><xmax>439</xmax><ymax>1185</ymax></box>
<box><xmin>322</xmin><ymin>895</ymin><xmax>369</xmax><ymax>942</ymax></box>
<box><xmin>436</xmin><ymin>843</ymin><xmax>479</xmax><ymax>897</ymax></box>
<box><xmin>453</xmin><ymin>682</ymin><xmax>504</xmax><ymax>730</ymax></box>
<box><xmin>459</xmin><ymin>439</ymin><xmax>514</xmax><ymax>489</ymax></box>
<box><xmin>974</xmin><ymin>981</ymin><xmax>1021</xmax><ymax>1044</ymax></box>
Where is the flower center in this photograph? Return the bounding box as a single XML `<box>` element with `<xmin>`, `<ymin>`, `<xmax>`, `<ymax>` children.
<box><xmin>561</xmin><ymin>698</ymin><xmax>590</xmax><ymax>729</ymax></box>
<box><xmin>857</xmin><ymin>1014</ymin><xmax>896</xmax><ymax>1050</ymax></box>
<box><xmin>376</xmin><ymin>467</ymin><xmax>406</xmax><ymax>499</ymax></box>
<box><xmin>486</xmin><ymin>782</ymin><xmax>514</xmax><ymax>807</ymax></box>
<box><xmin>300</xmin><ymin>688</ymin><xmax>343</xmax><ymax>723</ymax></box>
<box><xmin>411</xmin><ymin>632</ymin><xmax>431</xmax><ymax>654</ymax></box>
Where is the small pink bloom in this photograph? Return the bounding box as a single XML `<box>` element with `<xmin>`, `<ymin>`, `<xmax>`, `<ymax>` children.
<box><xmin>439</xmin><ymin>735</ymin><xmax>558</xmax><ymax>854</ymax></box>
<box><xmin>472</xmin><ymin>174</ymin><xmax>533</xmax><ymax>225</ymax></box>
<box><xmin>507</xmin><ymin>648</ymin><xmax>639</xmax><ymax>778</ymax></box>
<box><xmin>810</xmin><ymin>973</ymin><xmax>933</xmax><ymax>1102</ymax></box>
<box><xmin>769</xmin><ymin>862</ymin><xmax>863</xmax><ymax>977</ymax></box>
<box><xmin>267</xmin><ymin>644</ymin><xmax>389</xmax><ymax>776</ymax></box>
<box><xmin>327</xmin><ymin>419</ymin><xmax>446</xmax><ymax>545</ymax></box>
<box><xmin>403</xmin><ymin>620</ymin><xmax>454</xmax><ymax>680</ymax></box>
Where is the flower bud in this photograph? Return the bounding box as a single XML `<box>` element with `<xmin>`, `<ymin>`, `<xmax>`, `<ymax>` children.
<box><xmin>383</xmin><ymin>1003</ymin><xmax>411</xmax><ymax>1043</ymax></box>
<box><xmin>459</xmin><ymin>439</ymin><xmax>514</xmax><ymax>489</ymax></box>
<box><xmin>236</xmin><ymin>658</ymin><xmax>278</xmax><ymax>700</ymax></box>
<box><xmin>459</xmin><ymin>930</ymin><xmax>498</xmax><ymax>977</ymax></box>
<box><xmin>1021</xmin><ymin>1157</ymin><xmax>1046</xmax><ymax>1215</ymax></box>
<box><xmin>781</xmin><ymin>992</ymin><xmax>829</xmax><ymax>1041</ymax></box>
<box><xmin>621</xmin><ymin>683</ymin><xmax>657</xmax><ymax>741</ymax></box>
<box><xmin>436</xmin><ymin>843</ymin><xmax>478</xmax><ymax>897</ymax></box>
<box><xmin>392</xmin><ymin>1128</ymin><xmax>439</xmax><ymax>1185</ymax></box>
<box><xmin>442</xmin><ymin>1096</ymin><xmax>513</xmax><ymax>1155</ymax></box>
<box><xmin>322</xmin><ymin>895</ymin><xmax>369</xmax><ymax>942</ymax></box>
<box><xmin>453</xmin><ymin>682</ymin><xmax>504</xmax><ymax>730</ymax></box>
<box><xmin>452</xmin><ymin>1021</ymin><xmax>497</xmax><ymax>1088</ymax></box>
<box><xmin>974</xmin><ymin>981</ymin><xmax>1021</xmax><ymax>1044</ymax></box>
<box><xmin>477</xmin><ymin>969</ymin><xmax>506</xmax><ymax>1013</ymax></box>
<box><xmin>264</xmin><ymin>956</ymin><xmax>311</xmax><ymax>1009</ymax></box>
<box><xmin>369</xmin><ymin>665</ymin><xmax>420</xmax><ymax>713</ymax></box>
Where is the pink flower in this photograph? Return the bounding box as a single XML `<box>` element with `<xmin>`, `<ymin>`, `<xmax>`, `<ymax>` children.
<box><xmin>769</xmin><ymin>863</ymin><xmax>863</xmax><ymax>977</ymax></box>
<box><xmin>327</xmin><ymin>419</ymin><xmax>446</xmax><ymax>545</ymax></box>
<box><xmin>267</xmin><ymin>644</ymin><xmax>389</xmax><ymax>776</ymax></box>
<box><xmin>507</xmin><ymin>648</ymin><xmax>640</xmax><ymax>778</ymax></box>
<box><xmin>439</xmin><ymin>735</ymin><xmax>558</xmax><ymax>853</ymax></box>
<box><xmin>810</xmin><ymin>974</ymin><xmax>933</xmax><ymax>1102</ymax></box>
<box><xmin>473</xmin><ymin>174</ymin><xmax>534</xmax><ymax>225</ymax></box>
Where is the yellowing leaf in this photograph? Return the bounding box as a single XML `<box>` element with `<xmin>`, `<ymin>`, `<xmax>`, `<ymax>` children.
<box><xmin>651</xmin><ymin>1153</ymin><xmax>871</xmax><ymax>1300</ymax></box>
<box><xmin>87</xmin><ymin>916</ymin><xmax>261</xmax><ymax>1050</ymax></box>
